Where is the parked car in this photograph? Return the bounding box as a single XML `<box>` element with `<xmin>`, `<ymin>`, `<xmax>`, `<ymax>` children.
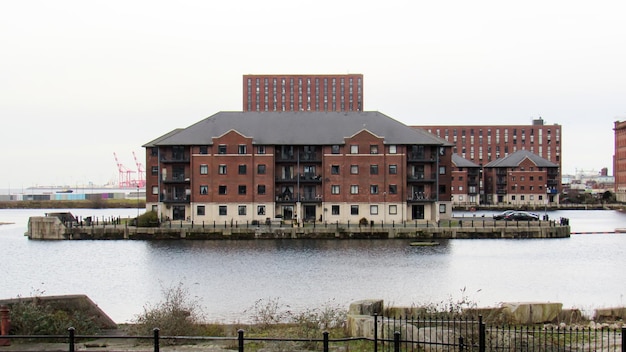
<box><xmin>505</xmin><ymin>211</ymin><xmax>540</xmax><ymax>221</ymax></box>
<box><xmin>493</xmin><ymin>210</ymin><xmax>516</xmax><ymax>220</ymax></box>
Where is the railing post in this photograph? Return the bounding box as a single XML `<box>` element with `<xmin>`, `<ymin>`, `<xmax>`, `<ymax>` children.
<box><xmin>68</xmin><ymin>327</ymin><xmax>75</xmax><ymax>352</ymax></box>
<box><xmin>153</xmin><ymin>327</ymin><xmax>160</xmax><ymax>352</ymax></box>
<box><xmin>459</xmin><ymin>336</ymin><xmax>464</xmax><ymax>351</ymax></box>
<box><xmin>479</xmin><ymin>315</ymin><xmax>485</xmax><ymax>352</ymax></box>
<box><xmin>323</xmin><ymin>331</ymin><xmax>329</xmax><ymax>352</ymax></box>
<box><xmin>373</xmin><ymin>313</ymin><xmax>378</xmax><ymax>352</ymax></box>
<box><xmin>238</xmin><ymin>329</ymin><xmax>245</xmax><ymax>352</ymax></box>
<box><xmin>394</xmin><ymin>331</ymin><xmax>401</xmax><ymax>352</ymax></box>
<box><xmin>622</xmin><ymin>327</ymin><xmax>625</xmax><ymax>352</ymax></box>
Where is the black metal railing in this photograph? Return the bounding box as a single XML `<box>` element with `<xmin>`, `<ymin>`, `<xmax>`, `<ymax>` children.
<box><xmin>1</xmin><ymin>320</ymin><xmax>622</xmax><ymax>352</ymax></box>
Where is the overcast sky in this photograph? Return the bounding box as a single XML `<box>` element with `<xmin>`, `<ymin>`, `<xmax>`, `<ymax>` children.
<box><xmin>2</xmin><ymin>0</ymin><xmax>625</xmax><ymax>189</ymax></box>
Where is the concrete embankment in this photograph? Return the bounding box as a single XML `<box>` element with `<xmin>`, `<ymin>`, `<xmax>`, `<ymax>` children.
<box><xmin>27</xmin><ymin>216</ymin><xmax>570</xmax><ymax>240</ymax></box>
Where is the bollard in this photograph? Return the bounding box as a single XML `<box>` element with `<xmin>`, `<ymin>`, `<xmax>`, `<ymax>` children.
<box><xmin>0</xmin><ymin>305</ymin><xmax>10</xmax><ymax>346</ymax></box>
<box><xmin>238</xmin><ymin>329</ymin><xmax>244</xmax><ymax>352</ymax></box>
<box><xmin>68</xmin><ymin>327</ymin><xmax>75</xmax><ymax>352</ymax></box>
<box><xmin>153</xmin><ymin>328</ymin><xmax>160</xmax><ymax>352</ymax></box>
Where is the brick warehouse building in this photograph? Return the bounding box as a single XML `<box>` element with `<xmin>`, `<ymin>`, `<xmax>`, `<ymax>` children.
<box><xmin>144</xmin><ymin>111</ymin><xmax>454</xmax><ymax>224</ymax></box>
<box><xmin>613</xmin><ymin>120</ymin><xmax>626</xmax><ymax>202</ymax></box>
<box><xmin>243</xmin><ymin>74</ymin><xmax>363</xmax><ymax>112</ymax></box>
<box><xmin>415</xmin><ymin>118</ymin><xmax>562</xmax><ymax>205</ymax></box>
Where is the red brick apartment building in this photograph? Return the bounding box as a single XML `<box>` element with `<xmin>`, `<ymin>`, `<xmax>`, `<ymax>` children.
<box><xmin>451</xmin><ymin>154</ymin><xmax>481</xmax><ymax>206</ymax></box>
<box><xmin>483</xmin><ymin>150</ymin><xmax>560</xmax><ymax>206</ymax></box>
<box><xmin>144</xmin><ymin>111</ymin><xmax>453</xmax><ymax>223</ymax></box>
<box><xmin>415</xmin><ymin>118</ymin><xmax>562</xmax><ymax>205</ymax></box>
<box><xmin>613</xmin><ymin>120</ymin><xmax>626</xmax><ymax>202</ymax></box>
<box><xmin>243</xmin><ymin>74</ymin><xmax>363</xmax><ymax>112</ymax></box>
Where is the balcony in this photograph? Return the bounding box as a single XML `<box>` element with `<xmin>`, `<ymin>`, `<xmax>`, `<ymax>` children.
<box><xmin>160</xmin><ymin>155</ymin><xmax>189</xmax><ymax>164</ymax></box>
<box><xmin>276</xmin><ymin>153</ymin><xmax>296</xmax><ymax>163</ymax></box>
<box><xmin>299</xmin><ymin>173</ymin><xmax>323</xmax><ymax>183</ymax></box>
<box><xmin>496</xmin><ymin>189</ymin><xmax>507</xmax><ymax>195</ymax></box>
<box><xmin>275</xmin><ymin>176</ymin><xmax>297</xmax><ymax>183</ymax></box>
<box><xmin>299</xmin><ymin>152</ymin><xmax>321</xmax><ymax>162</ymax></box>
<box><xmin>496</xmin><ymin>177</ymin><xmax>507</xmax><ymax>185</ymax></box>
<box><xmin>160</xmin><ymin>195</ymin><xmax>190</xmax><ymax>203</ymax></box>
<box><xmin>162</xmin><ymin>175</ymin><xmax>190</xmax><ymax>184</ymax></box>
<box><xmin>407</xmin><ymin>173</ymin><xmax>436</xmax><ymax>183</ymax></box>
<box><xmin>407</xmin><ymin>153</ymin><xmax>435</xmax><ymax>162</ymax></box>
<box><xmin>275</xmin><ymin>193</ymin><xmax>323</xmax><ymax>203</ymax></box>
<box><xmin>406</xmin><ymin>192</ymin><xmax>437</xmax><ymax>203</ymax></box>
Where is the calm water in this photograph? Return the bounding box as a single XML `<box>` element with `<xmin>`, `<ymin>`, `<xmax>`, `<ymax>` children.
<box><xmin>1</xmin><ymin>208</ymin><xmax>625</xmax><ymax>323</ymax></box>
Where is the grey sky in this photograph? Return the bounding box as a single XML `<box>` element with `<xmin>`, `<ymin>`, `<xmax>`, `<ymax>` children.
<box><xmin>2</xmin><ymin>0</ymin><xmax>624</xmax><ymax>188</ymax></box>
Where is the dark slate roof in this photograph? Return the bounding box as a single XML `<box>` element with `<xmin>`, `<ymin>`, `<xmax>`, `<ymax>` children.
<box><xmin>483</xmin><ymin>150</ymin><xmax>558</xmax><ymax>168</ymax></box>
<box><xmin>147</xmin><ymin>111</ymin><xmax>453</xmax><ymax>146</ymax></box>
<box><xmin>451</xmin><ymin>154</ymin><xmax>480</xmax><ymax>168</ymax></box>
<box><xmin>142</xmin><ymin>128</ymin><xmax>184</xmax><ymax>147</ymax></box>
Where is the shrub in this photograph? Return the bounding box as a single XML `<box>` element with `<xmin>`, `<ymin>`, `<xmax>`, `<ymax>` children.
<box><xmin>137</xmin><ymin>211</ymin><xmax>159</xmax><ymax>227</ymax></box>
<box><xmin>132</xmin><ymin>282</ymin><xmax>206</xmax><ymax>336</ymax></box>
<box><xmin>9</xmin><ymin>297</ymin><xmax>99</xmax><ymax>335</ymax></box>
<box><xmin>244</xmin><ymin>297</ymin><xmax>291</xmax><ymax>328</ymax></box>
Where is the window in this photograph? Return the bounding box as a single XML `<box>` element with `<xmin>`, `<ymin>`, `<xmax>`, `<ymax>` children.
<box><xmin>200</xmin><ymin>164</ymin><xmax>208</xmax><ymax>175</ymax></box>
<box><xmin>200</xmin><ymin>185</ymin><xmax>208</xmax><ymax>195</ymax></box>
<box><xmin>331</xmin><ymin>205</ymin><xmax>340</xmax><ymax>215</ymax></box>
<box><xmin>238</xmin><ymin>145</ymin><xmax>247</xmax><ymax>154</ymax></box>
<box><xmin>257</xmin><ymin>164</ymin><xmax>266</xmax><ymax>174</ymax></box>
<box><xmin>219</xmin><ymin>206</ymin><xmax>227</xmax><ymax>215</ymax></box>
<box><xmin>258</xmin><ymin>185</ymin><xmax>266</xmax><ymax>194</ymax></box>
<box><xmin>439</xmin><ymin>166</ymin><xmax>446</xmax><ymax>175</ymax></box>
<box><xmin>350</xmin><ymin>185</ymin><xmax>359</xmax><ymax>194</ymax></box>
<box><xmin>370</xmin><ymin>185</ymin><xmax>378</xmax><ymax>194</ymax></box>
<box><xmin>218</xmin><ymin>145</ymin><xmax>227</xmax><ymax>154</ymax></box>
<box><xmin>151</xmin><ymin>166</ymin><xmax>158</xmax><ymax>176</ymax></box>
<box><xmin>389</xmin><ymin>165</ymin><xmax>397</xmax><ymax>174</ymax></box>
<box><xmin>197</xmin><ymin>205</ymin><xmax>205</xmax><ymax>216</ymax></box>
<box><xmin>218</xmin><ymin>165</ymin><xmax>227</xmax><ymax>174</ymax></box>
<box><xmin>370</xmin><ymin>205</ymin><xmax>378</xmax><ymax>215</ymax></box>
<box><xmin>350</xmin><ymin>145</ymin><xmax>359</xmax><ymax>154</ymax></box>
<box><xmin>218</xmin><ymin>185</ymin><xmax>227</xmax><ymax>195</ymax></box>
<box><xmin>389</xmin><ymin>205</ymin><xmax>397</xmax><ymax>215</ymax></box>
<box><xmin>389</xmin><ymin>184</ymin><xmax>397</xmax><ymax>194</ymax></box>
<box><xmin>238</xmin><ymin>205</ymin><xmax>246</xmax><ymax>215</ymax></box>
<box><xmin>238</xmin><ymin>164</ymin><xmax>247</xmax><ymax>175</ymax></box>
<box><xmin>257</xmin><ymin>145</ymin><xmax>266</xmax><ymax>154</ymax></box>
<box><xmin>152</xmin><ymin>186</ymin><xmax>158</xmax><ymax>195</ymax></box>
<box><xmin>350</xmin><ymin>165</ymin><xmax>359</xmax><ymax>174</ymax></box>
<box><xmin>331</xmin><ymin>145</ymin><xmax>340</xmax><ymax>154</ymax></box>
<box><xmin>350</xmin><ymin>205</ymin><xmax>359</xmax><ymax>215</ymax></box>
<box><xmin>199</xmin><ymin>146</ymin><xmax>208</xmax><ymax>154</ymax></box>
<box><xmin>331</xmin><ymin>185</ymin><xmax>340</xmax><ymax>194</ymax></box>
<box><xmin>370</xmin><ymin>165</ymin><xmax>378</xmax><ymax>175</ymax></box>
<box><xmin>370</xmin><ymin>145</ymin><xmax>378</xmax><ymax>154</ymax></box>
<box><xmin>238</xmin><ymin>185</ymin><xmax>246</xmax><ymax>195</ymax></box>
<box><xmin>331</xmin><ymin>165</ymin><xmax>340</xmax><ymax>174</ymax></box>
<box><xmin>439</xmin><ymin>185</ymin><xmax>447</xmax><ymax>194</ymax></box>
<box><xmin>439</xmin><ymin>204</ymin><xmax>446</xmax><ymax>213</ymax></box>
<box><xmin>257</xmin><ymin>205</ymin><xmax>266</xmax><ymax>215</ymax></box>
<box><xmin>389</xmin><ymin>145</ymin><xmax>397</xmax><ymax>154</ymax></box>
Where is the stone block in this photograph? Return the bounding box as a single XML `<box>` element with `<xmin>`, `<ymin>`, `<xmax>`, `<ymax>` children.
<box><xmin>500</xmin><ymin>302</ymin><xmax>563</xmax><ymax>324</ymax></box>
<box><xmin>347</xmin><ymin>315</ymin><xmax>375</xmax><ymax>338</ymax></box>
<box><xmin>594</xmin><ymin>307</ymin><xmax>626</xmax><ymax>322</ymax></box>
<box><xmin>348</xmin><ymin>299</ymin><xmax>384</xmax><ymax>316</ymax></box>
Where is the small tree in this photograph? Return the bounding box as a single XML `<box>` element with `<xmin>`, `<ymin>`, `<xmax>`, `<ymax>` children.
<box><xmin>132</xmin><ymin>282</ymin><xmax>205</xmax><ymax>336</ymax></box>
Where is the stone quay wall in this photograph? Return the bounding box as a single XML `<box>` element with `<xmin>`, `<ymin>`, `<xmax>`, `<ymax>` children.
<box><xmin>26</xmin><ymin>216</ymin><xmax>570</xmax><ymax>240</ymax></box>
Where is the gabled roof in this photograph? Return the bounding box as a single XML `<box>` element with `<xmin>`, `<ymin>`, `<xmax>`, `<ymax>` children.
<box><xmin>146</xmin><ymin>111</ymin><xmax>454</xmax><ymax>146</ymax></box>
<box><xmin>451</xmin><ymin>154</ymin><xmax>480</xmax><ymax>168</ymax></box>
<box><xmin>483</xmin><ymin>150</ymin><xmax>558</xmax><ymax>168</ymax></box>
<box><xmin>142</xmin><ymin>128</ymin><xmax>184</xmax><ymax>147</ymax></box>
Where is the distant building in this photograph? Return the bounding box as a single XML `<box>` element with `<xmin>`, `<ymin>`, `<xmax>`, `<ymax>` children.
<box><xmin>242</xmin><ymin>74</ymin><xmax>363</xmax><ymax>112</ymax></box>
<box><xmin>414</xmin><ymin>118</ymin><xmax>563</xmax><ymax>203</ymax></box>
<box><xmin>451</xmin><ymin>154</ymin><xmax>481</xmax><ymax>206</ymax></box>
<box><xmin>143</xmin><ymin>111</ymin><xmax>454</xmax><ymax>223</ymax></box>
<box><xmin>483</xmin><ymin>150</ymin><xmax>560</xmax><ymax>206</ymax></box>
<box><xmin>614</xmin><ymin>121</ymin><xmax>626</xmax><ymax>202</ymax></box>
